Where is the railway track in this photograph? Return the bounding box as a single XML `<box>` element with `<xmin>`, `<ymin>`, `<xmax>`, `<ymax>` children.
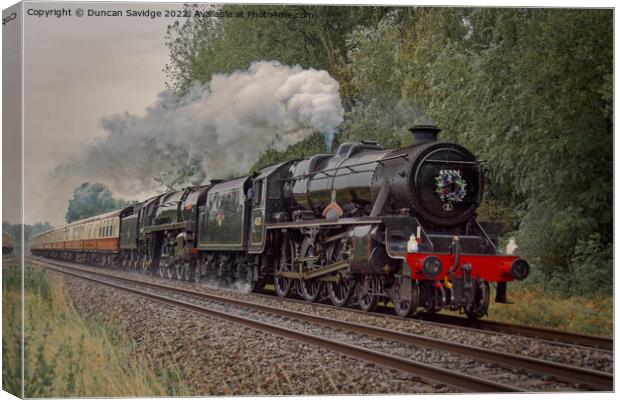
<box><xmin>29</xmin><ymin>256</ymin><xmax>612</xmax><ymax>392</ymax></box>
<box><xmin>251</xmin><ymin>288</ymin><xmax>613</xmax><ymax>352</ymax></box>
<box><xmin>415</xmin><ymin>312</ymin><xmax>613</xmax><ymax>351</ymax></box>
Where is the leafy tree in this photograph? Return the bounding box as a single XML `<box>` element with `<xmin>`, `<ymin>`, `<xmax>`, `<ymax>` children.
<box><xmin>65</xmin><ymin>183</ymin><xmax>135</xmax><ymax>223</ymax></box>
<box><xmin>164</xmin><ymin>4</ymin><xmax>388</xmax><ymax>98</ymax></box>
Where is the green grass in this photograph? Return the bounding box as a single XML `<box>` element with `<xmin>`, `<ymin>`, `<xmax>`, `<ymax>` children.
<box><xmin>2</xmin><ymin>258</ymin><xmax>23</xmax><ymax>396</ymax></box>
<box><xmin>3</xmin><ymin>265</ymin><xmax>193</xmax><ymax>397</ymax></box>
<box><xmin>486</xmin><ymin>283</ymin><xmax>612</xmax><ymax>337</ymax></box>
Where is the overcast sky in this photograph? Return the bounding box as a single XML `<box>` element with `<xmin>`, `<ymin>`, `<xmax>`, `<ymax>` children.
<box><xmin>20</xmin><ymin>2</ymin><xmax>173</xmax><ymax>225</ymax></box>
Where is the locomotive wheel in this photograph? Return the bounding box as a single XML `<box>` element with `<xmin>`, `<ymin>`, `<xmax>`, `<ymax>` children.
<box><xmin>166</xmin><ymin>264</ymin><xmax>175</xmax><ymax>279</ymax></box>
<box><xmin>274</xmin><ymin>236</ymin><xmax>296</xmax><ymax>298</ymax></box>
<box><xmin>299</xmin><ymin>240</ymin><xmax>321</xmax><ymax>302</ymax></box>
<box><xmin>393</xmin><ymin>281</ymin><xmax>420</xmax><ymax>318</ymax></box>
<box><xmin>158</xmin><ymin>258</ymin><xmax>167</xmax><ymax>278</ymax></box>
<box><xmin>176</xmin><ymin>262</ymin><xmax>190</xmax><ymax>281</ymax></box>
<box><xmin>326</xmin><ymin>239</ymin><xmax>353</xmax><ymax>307</ymax></box>
<box><xmin>193</xmin><ymin>261</ymin><xmax>204</xmax><ymax>283</ymax></box>
<box><xmin>142</xmin><ymin>254</ymin><xmax>154</xmax><ymax>274</ymax></box>
<box><xmin>466</xmin><ymin>281</ymin><xmax>490</xmax><ymax>321</ymax></box>
<box><xmin>357</xmin><ymin>276</ymin><xmax>379</xmax><ymax>312</ymax></box>
<box><xmin>300</xmin><ymin>279</ymin><xmax>321</xmax><ymax>302</ymax></box>
<box><xmin>327</xmin><ymin>278</ymin><xmax>354</xmax><ymax>307</ymax></box>
<box><xmin>193</xmin><ymin>267</ymin><xmax>202</xmax><ymax>283</ymax></box>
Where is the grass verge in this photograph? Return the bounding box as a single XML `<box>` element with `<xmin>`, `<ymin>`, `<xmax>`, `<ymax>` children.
<box><xmin>3</xmin><ymin>264</ymin><xmax>193</xmax><ymax>397</ymax></box>
<box><xmin>487</xmin><ymin>283</ymin><xmax>612</xmax><ymax>337</ymax></box>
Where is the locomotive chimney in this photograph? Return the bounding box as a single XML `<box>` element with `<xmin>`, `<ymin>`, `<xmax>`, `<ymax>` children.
<box><xmin>409</xmin><ymin>124</ymin><xmax>441</xmax><ymax>145</ymax></box>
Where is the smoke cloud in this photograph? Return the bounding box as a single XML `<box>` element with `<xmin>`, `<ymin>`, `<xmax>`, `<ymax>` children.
<box><xmin>52</xmin><ymin>60</ymin><xmax>344</xmax><ymax>200</ymax></box>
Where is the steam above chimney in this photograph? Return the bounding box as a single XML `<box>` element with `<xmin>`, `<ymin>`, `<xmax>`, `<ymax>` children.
<box><xmin>410</xmin><ymin>124</ymin><xmax>441</xmax><ymax>145</ymax></box>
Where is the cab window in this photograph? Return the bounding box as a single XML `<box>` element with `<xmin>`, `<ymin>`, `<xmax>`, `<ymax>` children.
<box><xmin>253</xmin><ymin>179</ymin><xmax>265</xmax><ymax>206</ymax></box>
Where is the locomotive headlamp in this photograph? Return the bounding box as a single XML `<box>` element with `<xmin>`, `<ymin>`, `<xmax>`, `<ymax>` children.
<box><xmin>422</xmin><ymin>256</ymin><xmax>443</xmax><ymax>277</ymax></box>
<box><xmin>510</xmin><ymin>259</ymin><xmax>530</xmax><ymax>281</ymax></box>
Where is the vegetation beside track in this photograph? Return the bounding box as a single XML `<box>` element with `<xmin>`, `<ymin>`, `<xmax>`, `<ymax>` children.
<box><xmin>2</xmin><ymin>264</ymin><xmax>192</xmax><ymax>397</ymax></box>
<box><xmin>487</xmin><ymin>283</ymin><xmax>612</xmax><ymax>337</ymax></box>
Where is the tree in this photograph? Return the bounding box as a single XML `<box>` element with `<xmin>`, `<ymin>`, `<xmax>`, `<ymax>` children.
<box><xmin>65</xmin><ymin>183</ymin><xmax>135</xmax><ymax>223</ymax></box>
<box><xmin>164</xmin><ymin>4</ymin><xmax>388</xmax><ymax>99</ymax></box>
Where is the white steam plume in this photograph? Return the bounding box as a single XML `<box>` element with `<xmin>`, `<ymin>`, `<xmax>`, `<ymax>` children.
<box><xmin>52</xmin><ymin>61</ymin><xmax>344</xmax><ymax>200</ymax></box>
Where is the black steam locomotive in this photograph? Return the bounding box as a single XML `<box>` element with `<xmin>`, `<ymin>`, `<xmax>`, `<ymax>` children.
<box><xmin>32</xmin><ymin>125</ymin><xmax>529</xmax><ymax>319</ymax></box>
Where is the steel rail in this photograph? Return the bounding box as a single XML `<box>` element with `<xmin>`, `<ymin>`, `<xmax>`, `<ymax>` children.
<box><xmin>251</xmin><ymin>289</ymin><xmax>613</xmax><ymax>352</ymax></box>
<box><xmin>32</xmin><ymin>258</ymin><xmax>523</xmax><ymax>393</ymax></box>
<box><xmin>414</xmin><ymin>313</ymin><xmax>613</xmax><ymax>351</ymax></box>
<box><xmin>30</xmin><ymin>257</ymin><xmax>612</xmax><ymax>391</ymax></box>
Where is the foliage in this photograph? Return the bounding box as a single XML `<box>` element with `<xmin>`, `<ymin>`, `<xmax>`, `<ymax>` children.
<box><xmin>338</xmin><ymin>10</ymin><xmax>426</xmax><ymax>148</ymax></box>
<box><xmin>164</xmin><ymin>4</ymin><xmax>388</xmax><ymax>97</ymax></box>
<box><xmin>2</xmin><ymin>266</ymin><xmax>192</xmax><ymax>397</ymax></box>
<box><xmin>65</xmin><ymin>182</ymin><xmax>136</xmax><ymax>223</ymax></box>
<box><xmin>2</xmin><ymin>259</ymin><xmax>22</xmax><ymax>396</ymax></box>
<box><xmin>487</xmin><ymin>280</ymin><xmax>612</xmax><ymax>337</ymax></box>
<box><xmin>568</xmin><ymin>234</ymin><xmax>613</xmax><ymax>297</ymax></box>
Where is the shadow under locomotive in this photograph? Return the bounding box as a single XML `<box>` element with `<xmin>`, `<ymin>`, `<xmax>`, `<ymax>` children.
<box><xmin>31</xmin><ymin>125</ymin><xmax>529</xmax><ymax>320</ymax></box>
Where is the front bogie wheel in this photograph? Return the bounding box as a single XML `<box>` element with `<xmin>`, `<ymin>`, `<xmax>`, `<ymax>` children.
<box><xmin>466</xmin><ymin>281</ymin><xmax>490</xmax><ymax>320</ymax></box>
<box><xmin>393</xmin><ymin>280</ymin><xmax>419</xmax><ymax>318</ymax></box>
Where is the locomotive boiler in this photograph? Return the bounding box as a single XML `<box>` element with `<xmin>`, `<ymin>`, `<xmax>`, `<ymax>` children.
<box><xmin>31</xmin><ymin>124</ymin><xmax>529</xmax><ymax>320</ymax></box>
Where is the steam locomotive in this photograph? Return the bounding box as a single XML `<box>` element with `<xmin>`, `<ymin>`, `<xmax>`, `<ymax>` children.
<box><xmin>31</xmin><ymin>125</ymin><xmax>529</xmax><ymax>319</ymax></box>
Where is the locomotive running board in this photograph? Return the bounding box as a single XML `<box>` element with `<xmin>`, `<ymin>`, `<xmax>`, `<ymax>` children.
<box><xmin>277</xmin><ymin>260</ymin><xmax>349</xmax><ymax>280</ymax></box>
<box><xmin>266</xmin><ymin>217</ymin><xmax>382</xmax><ymax>230</ymax></box>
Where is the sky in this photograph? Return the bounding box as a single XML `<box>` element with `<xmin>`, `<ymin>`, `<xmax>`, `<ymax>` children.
<box><xmin>10</xmin><ymin>1</ymin><xmax>347</xmax><ymax>226</ymax></box>
<box><xmin>21</xmin><ymin>2</ymin><xmax>172</xmax><ymax>225</ymax></box>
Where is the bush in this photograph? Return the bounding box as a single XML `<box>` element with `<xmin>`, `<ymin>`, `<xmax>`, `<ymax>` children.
<box><xmin>568</xmin><ymin>233</ymin><xmax>612</xmax><ymax>298</ymax></box>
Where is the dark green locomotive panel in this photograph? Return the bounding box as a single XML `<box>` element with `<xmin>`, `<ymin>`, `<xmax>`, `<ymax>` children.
<box><xmin>120</xmin><ymin>214</ymin><xmax>138</xmax><ymax>249</ymax></box>
<box><xmin>144</xmin><ymin>186</ymin><xmax>208</xmax><ymax>234</ymax></box>
<box><xmin>154</xmin><ymin>191</ymin><xmax>182</xmax><ymax>225</ymax></box>
<box><xmin>198</xmin><ymin>178</ymin><xmax>249</xmax><ymax>249</ymax></box>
